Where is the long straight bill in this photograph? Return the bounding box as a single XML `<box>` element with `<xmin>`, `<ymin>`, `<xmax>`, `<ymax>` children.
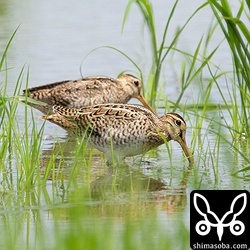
<box><xmin>178</xmin><ymin>139</ymin><xmax>194</xmax><ymax>165</ymax></box>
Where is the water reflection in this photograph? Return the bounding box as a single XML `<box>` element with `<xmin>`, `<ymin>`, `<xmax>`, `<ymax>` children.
<box><xmin>39</xmin><ymin>136</ymin><xmax>192</xmax><ymax>217</ymax></box>
<box><xmin>90</xmin><ymin>164</ymin><xmax>191</xmax><ymax>215</ymax></box>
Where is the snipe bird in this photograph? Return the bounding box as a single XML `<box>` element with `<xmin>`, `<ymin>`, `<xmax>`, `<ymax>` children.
<box><xmin>42</xmin><ymin>104</ymin><xmax>194</xmax><ymax>165</ymax></box>
<box><xmin>22</xmin><ymin>74</ymin><xmax>154</xmax><ymax>114</ymax></box>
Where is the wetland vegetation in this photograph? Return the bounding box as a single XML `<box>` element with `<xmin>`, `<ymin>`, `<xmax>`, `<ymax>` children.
<box><xmin>0</xmin><ymin>0</ymin><xmax>249</xmax><ymax>249</ymax></box>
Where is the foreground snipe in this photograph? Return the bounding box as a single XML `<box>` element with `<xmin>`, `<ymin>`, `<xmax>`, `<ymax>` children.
<box><xmin>42</xmin><ymin>104</ymin><xmax>194</xmax><ymax>165</ymax></box>
<box><xmin>23</xmin><ymin>74</ymin><xmax>154</xmax><ymax>114</ymax></box>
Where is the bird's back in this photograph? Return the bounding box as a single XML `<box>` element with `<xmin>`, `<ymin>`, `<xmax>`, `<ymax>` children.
<box><xmin>44</xmin><ymin>104</ymin><xmax>162</xmax><ymax>161</ymax></box>
<box><xmin>24</xmin><ymin>76</ymin><xmax>121</xmax><ymax>108</ymax></box>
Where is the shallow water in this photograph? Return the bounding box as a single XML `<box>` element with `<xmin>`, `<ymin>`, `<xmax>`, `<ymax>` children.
<box><xmin>0</xmin><ymin>0</ymin><xmax>249</xmax><ymax>249</ymax></box>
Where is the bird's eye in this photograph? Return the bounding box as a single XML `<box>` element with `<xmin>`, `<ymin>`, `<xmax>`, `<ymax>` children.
<box><xmin>133</xmin><ymin>81</ymin><xmax>139</xmax><ymax>87</ymax></box>
<box><xmin>175</xmin><ymin>120</ymin><xmax>182</xmax><ymax>126</ymax></box>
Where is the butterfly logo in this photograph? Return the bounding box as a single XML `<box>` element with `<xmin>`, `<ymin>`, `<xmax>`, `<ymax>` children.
<box><xmin>193</xmin><ymin>193</ymin><xmax>247</xmax><ymax>241</ymax></box>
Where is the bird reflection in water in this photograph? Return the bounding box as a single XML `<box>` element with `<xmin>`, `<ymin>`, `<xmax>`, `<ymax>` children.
<box><xmin>39</xmin><ymin>137</ymin><xmax>192</xmax><ymax>216</ymax></box>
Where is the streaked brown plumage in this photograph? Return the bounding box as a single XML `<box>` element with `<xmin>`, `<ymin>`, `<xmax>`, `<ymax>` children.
<box><xmin>42</xmin><ymin>104</ymin><xmax>194</xmax><ymax>165</ymax></box>
<box><xmin>22</xmin><ymin>74</ymin><xmax>154</xmax><ymax>114</ymax></box>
